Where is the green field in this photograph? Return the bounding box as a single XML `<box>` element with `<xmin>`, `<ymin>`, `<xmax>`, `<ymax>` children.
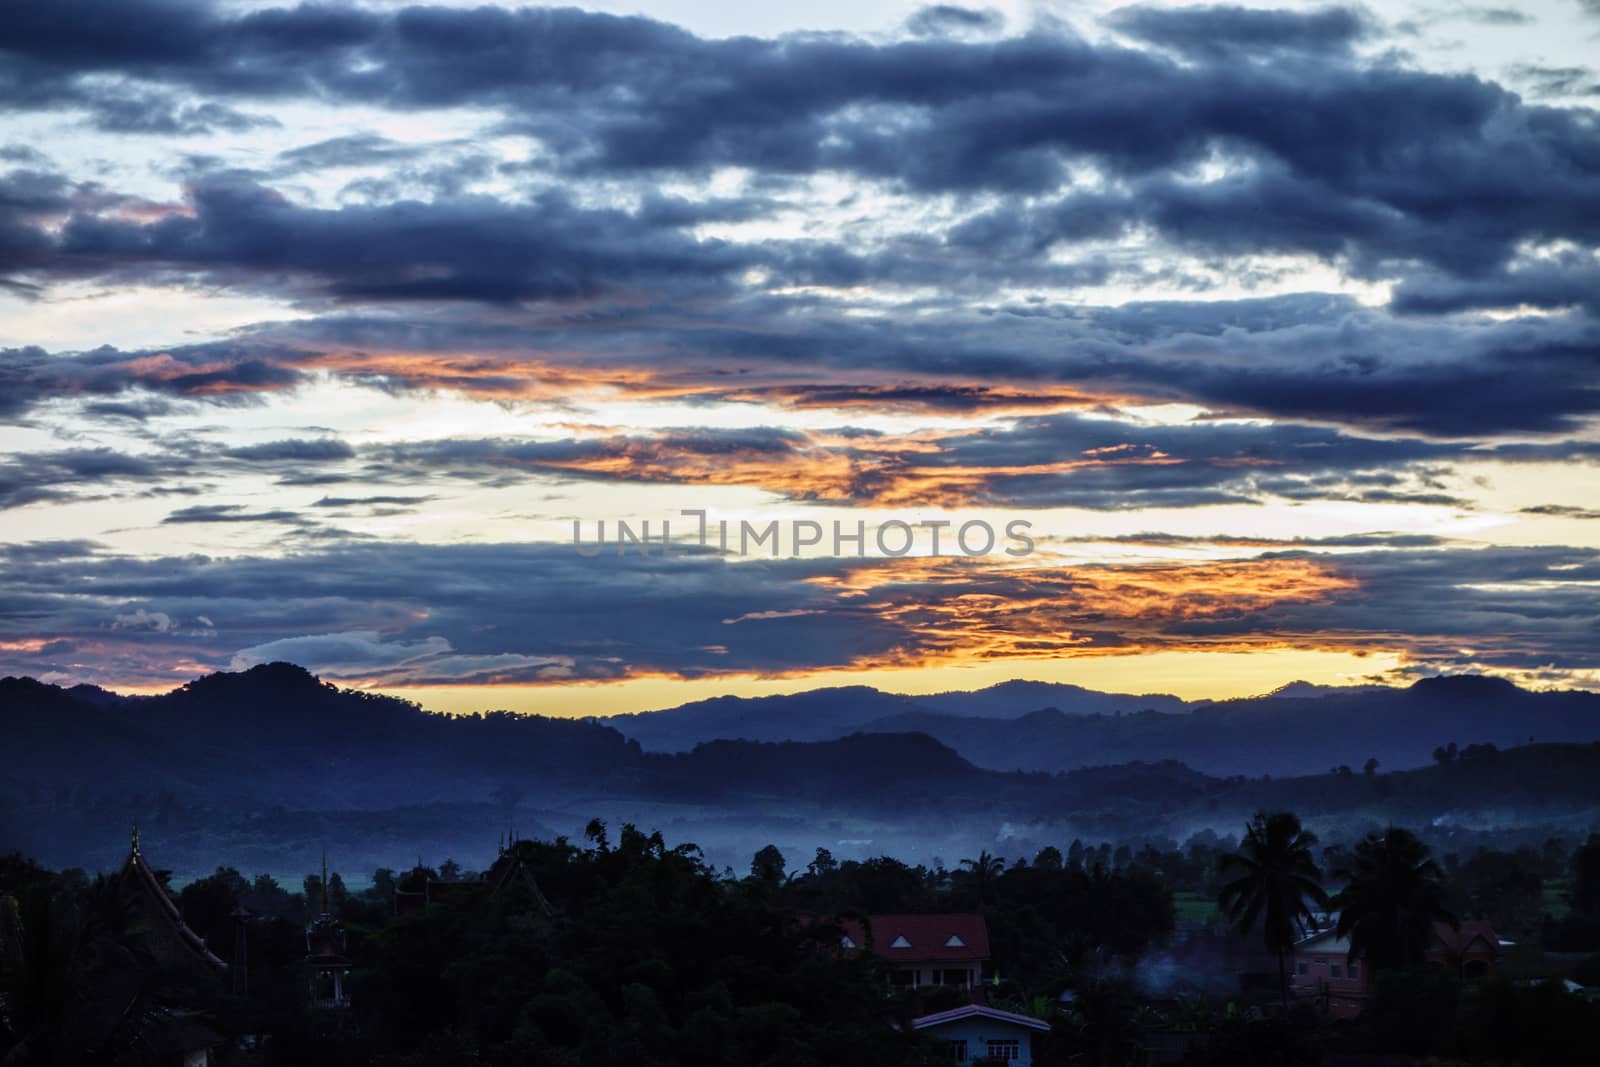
<box><xmin>1174</xmin><ymin>891</ymin><xmax>1218</xmax><ymax>923</ymax></box>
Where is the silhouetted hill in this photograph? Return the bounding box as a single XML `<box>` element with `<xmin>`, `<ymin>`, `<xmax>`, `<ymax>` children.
<box><xmin>1230</xmin><ymin>741</ymin><xmax>1600</xmax><ymax>820</ymax></box>
<box><xmin>915</xmin><ymin>679</ymin><xmax>1189</xmax><ymax>718</ymax></box>
<box><xmin>602</xmin><ymin>685</ymin><xmax>938</xmax><ymax>750</ymax></box>
<box><xmin>1</xmin><ymin>663</ymin><xmax>641</xmax><ymax>809</ymax></box>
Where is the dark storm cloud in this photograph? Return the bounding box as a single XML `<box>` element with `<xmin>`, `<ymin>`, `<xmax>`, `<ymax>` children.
<box><xmin>1</xmin><ymin>164</ymin><xmax>1120</xmax><ymax>304</ymax></box>
<box><xmin>223</xmin><ymin>438</ymin><xmax>355</xmax><ymax>462</ymax></box>
<box><xmin>652</xmin><ymin>297</ymin><xmax>1600</xmax><ymax>437</ymax></box>
<box><xmin>274</xmin><ymin>133</ymin><xmax>439</xmax><ymax>172</ymax></box>
<box><xmin>905</xmin><ymin>6</ymin><xmax>1005</xmax><ymax>37</ymax></box>
<box><xmin>10</xmin><ymin>172</ymin><xmax>757</xmax><ymax>303</ymax></box>
<box><xmin>2</xmin><ymin>2</ymin><xmax>1598</xmax><ymax>284</ymax></box>
<box><xmin>81</xmin><ymin>397</ymin><xmax>187</xmax><ymax>421</ymax></box>
<box><xmin>0</xmin><ymin>433</ymin><xmax>363</xmax><ymax>513</ymax></box>
<box><xmin>1254</xmin><ymin>545</ymin><xmax>1600</xmax><ymax>672</ymax></box>
<box><xmin>162</xmin><ymin>503</ymin><xmax>307</xmax><ymax>525</ymax></box>
<box><xmin>920</xmin><ymin>413</ymin><xmax>1471</xmax><ymax>509</ymax></box>
<box><xmin>1508</xmin><ymin>64</ymin><xmax>1600</xmax><ymax>98</ymax></box>
<box><xmin>0</xmin><ymin>340</ymin><xmax>307</xmax><ymax>420</ymax></box>
<box><xmin>8</xmin><ymin>286</ymin><xmax>1598</xmax><ymax>440</ymax></box>
<box><xmin>0</xmin><ymin>145</ymin><xmax>52</xmax><ymax>166</ymax></box>
<box><xmin>1108</xmin><ymin>4</ymin><xmax>1371</xmax><ymax>56</ymax></box>
<box><xmin>0</xmin><ymin>539</ymin><xmax>904</xmax><ymax>685</ymax></box>
<box><xmin>0</xmin><ymin>1</ymin><xmax>1595</xmax><ymax>490</ymax></box>
<box><xmin>311</xmin><ymin>494</ymin><xmax>433</xmax><ymax>508</ymax></box>
<box><xmin>1390</xmin><ymin>259</ymin><xmax>1600</xmax><ymax>314</ymax></box>
<box><xmin>81</xmin><ymin>87</ymin><xmax>277</xmax><ymax>135</ymax></box>
<box><xmin>0</xmin><ymin>448</ymin><xmax>178</xmax><ymax>509</ymax></box>
<box><xmin>1521</xmin><ymin>504</ymin><xmax>1600</xmax><ymax>519</ymax></box>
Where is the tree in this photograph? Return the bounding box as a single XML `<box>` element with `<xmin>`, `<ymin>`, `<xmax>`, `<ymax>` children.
<box><xmin>958</xmin><ymin>851</ymin><xmax>1004</xmax><ymax>906</ymax></box>
<box><xmin>807</xmin><ymin>847</ymin><xmax>837</xmax><ymax>877</ymax></box>
<box><xmin>1458</xmin><ymin>849</ymin><xmax>1542</xmax><ymax>933</ymax></box>
<box><xmin>1364</xmin><ymin>757</ymin><xmax>1380</xmax><ymax>776</ymax></box>
<box><xmin>1217</xmin><ymin>811</ymin><xmax>1329</xmax><ymax>1012</ymax></box>
<box><xmin>1332</xmin><ymin>827</ymin><xmax>1455</xmax><ymax>973</ymax></box>
<box><xmin>303</xmin><ymin>873</ymin><xmax>325</xmax><ymax>913</ymax></box>
<box><xmin>750</xmin><ymin>844</ymin><xmax>786</xmax><ymax>885</ymax></box>
<box><xmin>327</xmin><ymin>871</ymin><xmax>351</xmax><ymax>913</ymax></box>
<box><xmin>1570</xmin><ymin>834</ymin><xmax>1600</xmax><ymax>919</ymax></box>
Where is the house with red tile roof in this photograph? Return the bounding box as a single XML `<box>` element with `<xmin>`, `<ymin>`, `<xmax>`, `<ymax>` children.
<box><xmin>836</xmin><ymin>913</ymin><xmax>991</xmax><ymax>994</ymax></box>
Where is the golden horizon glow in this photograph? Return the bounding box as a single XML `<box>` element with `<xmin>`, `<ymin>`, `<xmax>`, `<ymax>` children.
<box><xmin>377</xmin><ymin>647</ymin><xmax>1415</xmax><ymax>718</ymax></box>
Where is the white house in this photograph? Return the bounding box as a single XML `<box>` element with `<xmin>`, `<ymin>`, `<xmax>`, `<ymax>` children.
<box><xmin>910</xmin><ymin>1003</ymin><xmax>1051</xmax><ymax>1064</ymax></box>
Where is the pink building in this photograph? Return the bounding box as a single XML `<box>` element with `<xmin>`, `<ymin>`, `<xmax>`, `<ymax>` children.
<box><xmin>1289</xmin><ymin>919</ymin><xmax>1503</xmax><ymax>1018</ymax></box>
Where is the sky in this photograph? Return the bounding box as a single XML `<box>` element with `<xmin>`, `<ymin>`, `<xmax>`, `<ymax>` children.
<box><xmin>1</xmin><ymin>0</ymin><xmax>1598</xmax><ymax>716</ymax></box>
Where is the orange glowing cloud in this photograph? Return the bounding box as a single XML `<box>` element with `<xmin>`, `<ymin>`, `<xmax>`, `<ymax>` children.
<box><xmin>75</xmin><ymin>340</ymin><xmax>1129</xmax><ymax>421</ymax></box>
<box><xmin>803</xmin><ymin>555</ymin><xmax>1362</xmax><ymax>672</ymax></box>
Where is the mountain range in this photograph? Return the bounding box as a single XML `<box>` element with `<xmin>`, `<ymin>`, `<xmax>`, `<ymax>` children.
<box><xmin>603</xmin><ymin>674</ymin><xmax>1600</xmax><ymax>777</ymax></box>
<box><xmin>2</xmin><ymin>664</ymin><xmax>1598</xmax><ymax>878</ymax></box>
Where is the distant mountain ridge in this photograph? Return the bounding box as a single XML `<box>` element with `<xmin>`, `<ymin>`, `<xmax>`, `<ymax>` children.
<box><xmin>602</xmin><ymin>673</ymin><xmax>1600</xmax><ymax>776</ymax></box>
<box><xmin>8</xmin><ymin>667</ymin><xmax>1598</xmax><ymax>781</ymax></box>
<box><xmin>914</xmin><ymin>679</ymin><xmax>1189</xmax><ymax>719</ymax></box>
<box><xmin>603</xmin><ymin>678</ymin><xmax>1193</xmax><ymax>752</ymax></box>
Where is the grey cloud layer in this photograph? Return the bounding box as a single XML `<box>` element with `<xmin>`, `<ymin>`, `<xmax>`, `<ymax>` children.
<box><xmin>0</xmin><ymin>2</ymin><xmax>1596</xmax><ymax>444</ymax></box>
<box><xmin>0</xmin><ymin>538</ymin><xmax>1593</xmax><ymax>687</ymax></box>
<box><xmin>1</xmin><ymin>2</ymin><xmax>1597</xmax><ymax>290</ymax></box>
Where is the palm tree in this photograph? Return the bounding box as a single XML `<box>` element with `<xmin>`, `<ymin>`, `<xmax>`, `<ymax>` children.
<box><xmin>1331</xmin><ymin>826</ymin><xmax>1455</xmax><ymax>973</ymax></box>
<box><xmin>958</xmin><ymin>851</ymin><xmax>1004</xmax><ymax>906</ymax></box>
<box><xmin>1217</xmin><ymin>811</ymin><xmax>1329</xmax><ymax>1012</ymax></box>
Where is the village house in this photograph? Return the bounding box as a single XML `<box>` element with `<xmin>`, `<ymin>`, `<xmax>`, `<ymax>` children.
<box><xmin>836</xmin><ymin>913</ymin><xmax>992</xmax><ymax>993</ymax></box>
<box><xmin>910</xmin><ymin>1003</ymin><xmax>1051</xmax><ymax>1065</ymax></box>
<box><xmin>1290</xmin><ymin>919</ymin><xmax>1505</xmax><ymax>1018</ymax></box>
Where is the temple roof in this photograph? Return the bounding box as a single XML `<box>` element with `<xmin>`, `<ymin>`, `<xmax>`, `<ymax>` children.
<box><xmin>489</xmin><ymin>841</ymin><xmax>555</xmax><ymax>917</ymax></box>
<box><xmin>120</xmin><ymin>843</ymin><xmax>228</xmax><ymax>973</ymax></box>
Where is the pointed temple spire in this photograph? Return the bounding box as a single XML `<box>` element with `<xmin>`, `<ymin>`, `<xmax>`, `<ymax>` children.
<box><xmin>321</xmin><ymin>848</ymin><xmax>329</xmax><ymax>915</ymax></box>
<box><xmin>120</xmin><ymin>833</ymin><xmax>227</xmax><ymax>974</ymax></box>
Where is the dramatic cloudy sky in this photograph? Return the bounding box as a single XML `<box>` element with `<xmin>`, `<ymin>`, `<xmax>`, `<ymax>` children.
<box><xmin>2</xmin><ymin>0</ymin><xmax>1598</xmax><ymax>714</ymax></box>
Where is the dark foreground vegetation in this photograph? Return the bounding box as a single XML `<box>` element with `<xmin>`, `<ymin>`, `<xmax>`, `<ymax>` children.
<box><xmin>4</xmin><ymin>814</ymin><xmax>1600</xmax><ymax>1065</ymax></box>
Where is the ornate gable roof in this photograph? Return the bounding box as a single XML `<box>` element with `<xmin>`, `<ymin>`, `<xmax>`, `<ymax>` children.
<box><xmin>120</xmin><ymin>831</ymin><xmax>227</xmax><ymax>974</ymax></box>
